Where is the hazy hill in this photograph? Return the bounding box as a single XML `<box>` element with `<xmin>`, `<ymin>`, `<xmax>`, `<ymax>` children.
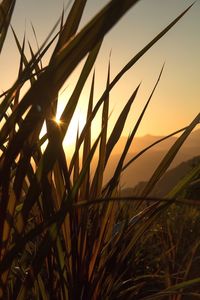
<box><xmin>103</xmin><ymin>128</ymin><xmax>200</xmax><ymax>188</ymax></box>
<box><xmin>152</xmin><ymin>156</ymin><xmax>200</xmax><ymax>197</ymax></box>
<box><xmin>121</xmin><ymin>156</ymin><xmax>200</xmax><ymax>198</ymax></box>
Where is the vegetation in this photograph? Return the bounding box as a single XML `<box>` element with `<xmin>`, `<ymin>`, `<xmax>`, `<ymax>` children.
<box><xmin>0</xmin><ymin>0</ymin><xmax>200</xmax><ymax>299</ymax></box>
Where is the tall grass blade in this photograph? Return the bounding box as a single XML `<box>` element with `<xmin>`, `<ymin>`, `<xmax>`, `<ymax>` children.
<box><xmin>51</xmin><ymin>0</ymin><xmax>87</xmax><ymax>60</ymax></box>
<box><xmin>92</xmin><ymin>62</ymin><xmax>110</xmax><ymax>198</ymax></box>
<box><xmin>80</xmin><ymin>70</ymin><xmax>95</xmax><ymax>199</ymax></box>
<box><xmin>122</xmin><ymin>126</ymin><xmax>188</xmax><ymax>172</ymax></box>
<box><xmin>0</xmin><ymin>0</ymin><xmax>16</xmax><ymax>53</ymax></box>
<box><xmin>142</xmin><ymin>112</ymin><xmax>200</xmax><ymax>197</ymax></box>
<box><xmin>16</xmin><ymin>135</ymin><xmax>102</xmax><ymax>296</ymax></box>
<box><xmin>105</xmin><ymin>84</ymin><xmax>140</xmax><ymax>165</ymax></box>
<box><xmin>68</xmin><ymin>3</ymin><xmax>193</xmax><ymax>167</ymax></box>
<box><xmin>105</xmin><ymin>66</ymin><xmax>164</xmax><ymax>193</ymax></box>
<box><xmin>167</xmin><ymin>161</ymin><xmax>200</xmax><ymax>198</ymax></box>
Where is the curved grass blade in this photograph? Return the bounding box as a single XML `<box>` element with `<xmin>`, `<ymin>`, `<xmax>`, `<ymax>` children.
<box><xmin>80</xmin><ymin>70</ymin><xmax>95</xmax><ymax>199</ymax></box>
<box><xmin>9</xmin><ymin>0</ymin><xmax>192</xmax><ymax>166</ymax></box>
<box><xmin>105</xmin><ymin>84</ymin><xmax>140</xmax><ymax>167</ymax></box>
<box><xmin>167</xmin><ymin>160</ymin><xmax>200</xmax><ymax>199</ymax></box>
<box><xmin>141</xmin><ymin>112</ymin><xmax>200</xmax><ymax>197</ymax></box>
<box><xmin>70</xmin><ymin>82</ymin><xmax>140</xmax><ymax>182</ymax></box>
<box><xmin>15</xmin><ymin>135</ymin><xmax>102</xmax><ymax>297</ymax></box>
<box><xmin>0</xmin><ymin>0</ymin><xmax>16</xmax><ymax>53</ymax></box>
<box><xmin>51</xmin><ymin>0</ymin><xmax>87</xmax><ymax>60</ymax></box>
<box><xmin>67</xmin><ymin>3</ymin><xmax>194</xmax><ymax>171</ymax></box>
<box><xmin>91</xmin><ymin>62</ymin><xmax>110</xmax><ymax>198</ymax></box>
<box><xmin>142</xmin><ymin>277</ymin><xmax>200</xmax><ymax>300</ymax></box>
<box><xmin>73</xmin><ymin>128</ymin><xmax>80</xmax><ymax>186</ymax></box>
<box><xmin>73</xmin><ymin>195</ymin><xmax>200</xmax><ymax>208</ymax></box>
<box><xmin>122</xmin><ymin>126</ymin><xmax>188</xmax><ymax>172</ymax></box>
<box><xmin>0</xmin><ymin>28</ymin><xmax>59</xmax><ymax>133</ymax></box>
<box><xmin>46</xmin><ymin>0</ymin><xmax>88</xmax><ymax>132</ymax></box>
<box><xmin>105</xmin><ymin>65</ymin><xmax>164</xmax><ymax>194</ymax></box>
<box><xmin>59</xmin><ymin>40</ymin><xmax>102</xmax><ymax>136</ymax></box>
<box><xmin>11</xmin><ymin>42</ymin><xmax>102</xmax><ymax>237</ymax></box>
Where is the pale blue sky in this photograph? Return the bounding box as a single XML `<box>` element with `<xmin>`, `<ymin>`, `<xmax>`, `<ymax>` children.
<box><xmin>0</xmin><ymin>0</ymin><xmax>199</xmax><ymax>137</ymax></box>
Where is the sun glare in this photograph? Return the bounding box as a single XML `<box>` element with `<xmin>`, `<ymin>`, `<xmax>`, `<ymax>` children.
<box><xmin>54</xmin><ymin>116</ymin><xmax>62</xmax><ymax>126</ymax></box>
<box><xmin>53</xmin><ymin>105</ymin><xmax>86</xmax><ymax>149</ymax></box>
<box><xmin>39</xmin><ymin>105</ymin><xmax>86</xmax><ymax>154</ymax></box>
<box><xmin>64</xmin><ymin>111</ymin><xmax>85</xmax><ymax>147</ymax></box>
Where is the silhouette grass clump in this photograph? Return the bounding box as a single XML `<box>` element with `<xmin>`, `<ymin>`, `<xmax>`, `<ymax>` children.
<box><xmin>0</xmin><ymin>1</ymin><xmax>200</xmax><ymax>299</ymax></box>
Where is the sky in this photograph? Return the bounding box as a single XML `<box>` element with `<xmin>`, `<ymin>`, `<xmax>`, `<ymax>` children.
<box><xmin>0</xmin><ymin>0</ymin><xmax>199</xmax><ymax>141</ymax></box>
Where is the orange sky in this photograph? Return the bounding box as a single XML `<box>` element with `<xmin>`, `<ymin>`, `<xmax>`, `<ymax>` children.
<box><xmin>0</xmin><ymin>0</ymin><xmax>199</xmax><ymax>140</ymax></box>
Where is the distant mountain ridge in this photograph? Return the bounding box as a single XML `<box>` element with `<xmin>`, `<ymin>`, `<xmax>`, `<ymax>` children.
<box><xmin>112</xmin><ymin>128</ymin><xmax>200</xmax><ymax>155</ymax></box>
<box><xmin>103</xmin><ymin>128</ymin><xmax>200</xmax><ymax>188</ymax></box>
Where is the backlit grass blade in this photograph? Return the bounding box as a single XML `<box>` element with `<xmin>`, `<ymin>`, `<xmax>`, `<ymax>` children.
<box><xmin>12</xmin><ymin>43</ymin><xmax>101</xmax><ymax>234</ymax></box>
<box><xmin>0</xmin><ymin>28</ymin><xmax>59</xmax><ymax>132</ymax></box>
<box><xmin>60</xmin><ymin>40</ymin><xmax>102</xmax><ymax>136</ymax></box>
<box><xmin>70</xmin><ymin>0</ymin><xmax>192</xmax><ymax>169</ymax></box>
<box><xmin>33</xmin><ymin>39</ymin><xmax>101</xmax><ymax>174</ymax></box>
<box><xmin>122</xmin><ymin>126</ymin><xmax>188</xmax><ymax>172</ymax></box>
<box><xmin>30</xmin><ymin>23</ymin><xmax>43</xmax><ymax>69</ymax></box>
<box><xmin>11</xmin><ymin>33</ymin><xmax>44</xmax><ymax>199</ymax></box>
<box><xmin>16</xmin><ymin>136</ymin><xmax>102</xmax><ymax>296</ymax></box>
<box><xmin>80</xmin><ymin>70</ymin><xmax>95</xmax><ymax>199</ymax></box>
<box><xmin>119</xmin><ymin>202</ymin><xmax>172</xmax><ymax>262</ymax></box>
<box><xmin>47</xmin><ymin>0</ymin><xmax>87</xmax><ymax>130</ymax></box>
<box><xmin>73</xmin><ymin>129</ymin><xmax>80</xmax><ymax>186</ymax></box>
<box><xmin>0</xmin><ymin>0</ymin><xmax>16</xmax><ymax>53</ymax></box>
<box><xmin>141</xmin><ymin>277</ymin><xmax>200</xmax><ymax>300</ymax></box>
<box><xmin>50</xmin><ymin>0</ymin><xmax>141</xmax><ymax>89</ymax></box>
<box><xmin>0</xmin><ymin>0</ymin><xmax>139</xmax><ymax>139</ymax></box>
<box><xmin>28</xmin><ymin>41</ymin><xmax>43</xmax><ymax>82</ymax></box>
<box><xmin>0</xmin><ymin>197</ymin><xmax>197</xmax><ymax>277</ymax></box>
<box><xmin>91</xmin><ymin>62</ymin><xmax>110</xmax><ymax>198</ymax></box>
<box><xmin>1</xmin><ymin>0</ymin><xmax>192</xmax><ymax>145</ymax></box>
<box><xmin>105</xmin><ymin>65</ymin><xmax>164</xmax><ymax>193</ymax></box>
<box><xmin>1</xmin><ymin>0</ymin><xmax>191</xmax><ymax>173</ymax></box>
<box><xmin>167</xmin><ymin>161</ymin><xmax>200</xmax><ymax>199</ymax></box>
<box><xmin>52</xmin><ymin>148</ymin><xmax>71</xmax><ymax>211</ymax></box>
<box><xmin>105</xmin><ymin>84</ymin><xmax>140</xmax><ymax>165</ymax></box>
<box><xmin>71</xmin><ymin>133</ymin><xmax>102</xmax><ymax>201</ymax></box>
<box><xmin>12</xmin><ymin>30</ymin><xmax>26</xmax><ymax>106</ymax></box>
<box><xmin>74</xmin><ymin>2</ymin><xmax>194</xmax><ymax>151</ymax></box>
<box><xmin>0</xmin><ymin>9</ymin><xmax>67</xmax><ymax>132</ymax></box>
<box><xmin>141</xmin><ymin>112</ymin><xmax>200</xmax><ymax>197</ymax></box>
<box><xmin>51</xmin><ymin>0</ymin><xmax>87</xmax><ymax>60</ymax></box>
<box><xmin>0</xmin><ymin>135</ymin><xmax>101</xmax><ymax>274</ymax></box>
<box><xmin>88</xmin><ymin>200</ymin><xmax>115</xmax><ymax>282</ymax></box>
<box><xmin>73</xmin><ymin>195</ymin><xmax>200</xmax><ymax>208</ymax></box>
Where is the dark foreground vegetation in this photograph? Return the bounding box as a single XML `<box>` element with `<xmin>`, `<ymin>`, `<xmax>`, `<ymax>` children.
<box><xmin>0</xmin><ymin>1</ymin><xmax>200</xmax><ymax>299</ymax></box>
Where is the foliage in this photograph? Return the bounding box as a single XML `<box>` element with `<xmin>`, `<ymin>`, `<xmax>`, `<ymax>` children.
<box><xmin>0</xmin><ymin>0</ymin><xmax>199</xmax><ymax>299</ymax></box>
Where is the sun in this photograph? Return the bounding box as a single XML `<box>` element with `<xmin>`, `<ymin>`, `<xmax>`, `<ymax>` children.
<box><xmin>54</xmin><ymin>107</ymin><xmax>86</xmax><ymax>149</ymax></box>
<box><xmin>54</xmin><ymin>116</ymin><xmax>62</xmax><ymax>126</ymax></box>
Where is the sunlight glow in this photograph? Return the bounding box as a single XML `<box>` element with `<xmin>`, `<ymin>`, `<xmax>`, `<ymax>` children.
<box><xmin>54</xmin><ymin>116</ymin><xmax>62</xmax><ymax>126</ymax></box>
<box><xmin>64</xmin><ymin>111</ymin><xmax>86</xmax><ymax>147</ymax></box>
<box><xmin>54</xmin><ymin>104</ymin><xmax>86</xmax><ymax>148</ymax></box>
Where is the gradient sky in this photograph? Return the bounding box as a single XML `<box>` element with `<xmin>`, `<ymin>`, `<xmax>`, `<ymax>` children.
<box><xmin>0</xmin><ymin>0</ymin><xmax>199</xmax><ymax>139</ymax></box>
